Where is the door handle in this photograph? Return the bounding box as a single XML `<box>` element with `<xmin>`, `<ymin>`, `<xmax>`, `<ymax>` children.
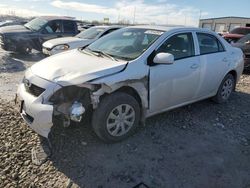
<box><xmin>190</xmin><ymin>64</ymin><xmax>199</xmax><ymax>69</ymax></box>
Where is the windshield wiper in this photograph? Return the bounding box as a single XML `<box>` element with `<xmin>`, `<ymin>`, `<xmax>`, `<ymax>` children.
<box><xmin>90</xmin><ymin>50</ymin><xmax>118</xmax><ymax>61</ymax></box>
<box><xmin>81</xmin><ymin>48</ymin><xmax>95</xmax><ymax>56</ymax></box>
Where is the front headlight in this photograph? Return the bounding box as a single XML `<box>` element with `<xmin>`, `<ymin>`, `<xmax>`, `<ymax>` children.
<box><xmin>52</xmin><ymin>44</ymin><xmax>69</xmax><ymax>51</ymax></box>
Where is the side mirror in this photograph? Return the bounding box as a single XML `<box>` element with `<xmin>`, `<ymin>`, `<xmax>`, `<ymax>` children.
<box><xmin>153</xmin><ymin>52</ymin><xmax>174</xmax><ymax>65</ymax></box>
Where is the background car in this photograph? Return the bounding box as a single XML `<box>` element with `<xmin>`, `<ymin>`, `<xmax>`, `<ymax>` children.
<box><xmin>223</xmin><ymin>27</ymin><xmax>250</xmax><ymax>43</ymax></box>
<box><xmin>0</xmin><ymin>20</ymin><xmax>27</xmax><ymax>27</ymax></box>
<box><xmin>78</xmin><ymin>23</ymin><xmax>95</xmax><ymax>31</ymax></box>
<box><xmin>75</xmin><ymin>21</ymin><xmax>95</xmax><ymax>32</ymax></box>
<box><xmin>232</xmin><ymin>33</ymin><xmax>250</xmax><ymax>69</ymax></box>
<box><xmin>0</xmin><ymin>16</ymin><xmax>79</xmax><ymax>54</ymax></box>
<box><xmin>42</xmin><ymin>25</ymin><xmax>122</xmax><ymax>56</ymax></box>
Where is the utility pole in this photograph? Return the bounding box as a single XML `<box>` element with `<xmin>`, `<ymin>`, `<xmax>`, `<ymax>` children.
<box><xmin>199</xmin><ymin>10</ymin><xmax>202</xmax><ymax>20</ymax></box>
<box><xmin>117</xmin><ymin>9</ymin><xmax>120</xmax><ymax>23</ymax></box>
<box><xmin>199</xmin><ymin>10</ymin><xmax>202</xmax><ymax>27</ymax></box>
<box><xmin>133</xmin><ymin>6</ymin><xmax>136</xmax><ymax>25</ymax></box>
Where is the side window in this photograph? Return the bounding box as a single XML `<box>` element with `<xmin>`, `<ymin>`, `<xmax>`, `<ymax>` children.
<box><xmin>157</xmin><ymin>33</ymin><xmax>195</xmax><ymax>60</ymax></box>
<box><xmin>44</xmin><ymin>20</ymin><xmax>62</xmax><ymax>34</ymax></box>
<box><xmin>63</xmin><ymin>21</ymin><xmax>75</xmax><ymax>33</ymax></box>
<box><xmin>197</xmin><ymin>33</ymin><xmax>224</xmax><ymax>55</ymax></box>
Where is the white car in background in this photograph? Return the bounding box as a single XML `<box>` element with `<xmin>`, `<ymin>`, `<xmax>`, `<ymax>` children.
<box><xmin>42</xmin><ymin>25</ymin><xmax>122</xmax><ymax>55</ymax></box>
<box><xmin>17</xmin><ymin>26</ymin><xmax>244</xmax><ymax>142</ymax></box>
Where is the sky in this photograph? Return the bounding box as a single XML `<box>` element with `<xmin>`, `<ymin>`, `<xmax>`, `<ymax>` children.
<box><xmin>0</xmin><ymin>0</ymin><xmax>250</xmax><ymax>26</ymax></box>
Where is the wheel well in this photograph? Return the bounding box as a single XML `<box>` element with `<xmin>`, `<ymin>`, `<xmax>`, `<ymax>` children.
<box><xmin>228</xmin><ymin>70</ymin><xmax>237</xmax><ymax>89</ymax></box>
<box><xmin>117</xmin><ymin>86</ymin><xmax>142</xmax><ymax>107</ymax></box>
<box><xmin>228</xmin><ymin>70</ymin><xmax>237</xmax><ymax>81</ymax></box>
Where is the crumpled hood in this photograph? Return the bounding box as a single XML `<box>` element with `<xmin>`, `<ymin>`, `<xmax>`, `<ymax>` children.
<box><xmin>0</xmin><ymin>25</ymin><xmax>31</xmax><ymax>34</ymax></box>
<box><xmin>31</xmin><ymin>49</ymin><xmax>127</xmax><ymax>86</ymax></box>
<box><xmin>43</xmin><ymin>37</ymin><xmax>89</xmax><ymax>49</ymax></box>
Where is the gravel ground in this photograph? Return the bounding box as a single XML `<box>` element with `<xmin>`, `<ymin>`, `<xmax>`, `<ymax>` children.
<box><xmin>0</xmin><ymin>48</ymin><xmax>44</xmax><ymax>101</ymax></box>
<box><xmin>0</xmin><ymin>48</ymin><xmax>250</xmax><ymax>188</ymax></box>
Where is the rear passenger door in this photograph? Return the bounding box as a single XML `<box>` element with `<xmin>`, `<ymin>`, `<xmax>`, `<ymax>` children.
<box><xmin>62</xmin><ymin>20</ymin><xmax>77</xmax><ymax>37</ymax></box>
<box><xmin>195</xmin><ymin>33</ymin><xmax>228</xmax><ymax>97</ymax></box>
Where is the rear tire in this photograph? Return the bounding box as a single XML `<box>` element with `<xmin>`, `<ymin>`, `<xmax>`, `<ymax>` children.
<box><xmin>92</xmin><ymin>92</ymin><xmax>140</xmax><ymax>143</ymax></box>
<box><xmin>213</xmin><ymin>74</ymin><xmax>235</xmax><ymax>103</ymax></box>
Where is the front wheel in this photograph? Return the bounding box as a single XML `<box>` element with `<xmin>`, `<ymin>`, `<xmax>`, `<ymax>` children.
<box><xmin>92</xmin><ymin>92</ymin><xmax>140</xmax><ymax>143</ymax></box>
<box><xmin>213</xmin><ymin>74</ymin><xmax>235</xmax><ymax>103</ymax></box>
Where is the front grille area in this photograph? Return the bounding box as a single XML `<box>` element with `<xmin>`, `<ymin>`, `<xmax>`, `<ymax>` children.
<box><xmin>25</xmin><ymin>84</ymin><xmax>45</xmax><ymax>97</ymax></box>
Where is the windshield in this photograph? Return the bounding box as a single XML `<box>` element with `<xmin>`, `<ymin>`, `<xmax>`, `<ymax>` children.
<box><xmin>85</xmin><ymin>28</ymin><xmax>163</xmax><ymax>61</ymax></box>
<box><xmin>24</xmin><ymin>18</ymin><xmax>48</xmax><ymax>31</ymax></box>
<box><xmin>230</xmin><ymin>27</ymin><xmax>250</xmax><ymax>35</ymax></box>
<box><xmin>238</xmin><ymin>34</ymin><xmax>250</xmax><ymax>43</ymax></box>
<box><xmin>76</xmin><ymin>27</ymin><xmax>105</xmax><ymax>39</ymax></box>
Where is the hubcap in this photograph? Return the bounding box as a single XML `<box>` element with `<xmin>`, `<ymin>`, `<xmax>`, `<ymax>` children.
<box><xmin>106</xmin><ymin>104</ymin><xmax>135</xmax><ymax>137</ymax></box>
<box><xmin>221</xmin><ymin>78</ymin><xmax>233</xmax><ymax>100</ymax></box>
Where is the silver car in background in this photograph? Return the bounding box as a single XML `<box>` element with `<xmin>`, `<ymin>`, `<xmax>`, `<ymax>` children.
<box><xmin>42</xmin><ymin>25</ymin><xmax>122</xmax><ymax>55</ymax></box>
<box><xmin>17</xmin><ymin>26</ymin><xmax>244</xmax><ymax>142</ymax></box>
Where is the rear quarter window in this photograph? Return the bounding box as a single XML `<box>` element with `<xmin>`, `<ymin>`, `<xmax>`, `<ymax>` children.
<box><xmin>197</xmin><ymin>33</ymin><xmax>225</xmax><ymax>55</ymax></box>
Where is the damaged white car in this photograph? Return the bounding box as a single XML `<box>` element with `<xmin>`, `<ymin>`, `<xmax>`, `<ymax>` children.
<box><xmin>16</xmin><ymin>26</ymin><xmax>244</xmax><ymax>142</ymax></box>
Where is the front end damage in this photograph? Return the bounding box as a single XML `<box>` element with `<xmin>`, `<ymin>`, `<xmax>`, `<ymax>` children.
<box><xmin>51</xmin><ymin>77</ymin><xmax>149</xmax><ymax>131</ymax></box>
<box><xmin>50</xmin><ymin>85</ymin><xmax>93</xmax><ymax>128</ymax></box>
<box><xmin>17</xmin><ymin>57</ymin><xmax>150</xmax><ymax>138</ymax></box>
<box><xmin>18</xmin><ymin>77</ymin><xmax>149</xmax><ymax>138</ymax></box>
<box><xmin>17</xmin><ymin>74</ymin><xmax>101</xmax><ymax>138</ymax></box>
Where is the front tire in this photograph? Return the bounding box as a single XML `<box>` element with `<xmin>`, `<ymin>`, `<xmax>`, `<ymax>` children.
<box><xmin>213</xmin><ymin>74</ymin><xmax>235</xmax><ymax>103</ymax></box>
<box><xmin>92</xmin><ymin>92</ymin><xmax>140</xmax><ymax>143</ymax></box>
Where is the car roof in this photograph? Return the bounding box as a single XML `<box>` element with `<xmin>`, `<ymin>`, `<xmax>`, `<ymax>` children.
<box><xmin>39</xmin><ymin>16</ymin><xmax>75</xmax><ymax>21</ymax></box>
<box><xmin>92</xmin><ymin>25</ymin><xmax>123</xmax><ymax>29</ymax></box>
<box><xmin>127</xmin><ymin>25</ymin><xmax>212</xmax><ymax>33</ymax></box>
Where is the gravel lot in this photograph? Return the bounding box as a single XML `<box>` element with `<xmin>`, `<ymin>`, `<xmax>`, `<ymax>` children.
<box><xmin>0</xmin><ymin>48</ymin><xmax>250</xmax><ymax>188</ymax></box>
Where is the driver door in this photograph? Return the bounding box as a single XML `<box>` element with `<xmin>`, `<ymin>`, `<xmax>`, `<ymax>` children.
<box><xmin>149</xmin><ymin>32</ymin><xmax>201</xmax><ymax>113</ymax></box>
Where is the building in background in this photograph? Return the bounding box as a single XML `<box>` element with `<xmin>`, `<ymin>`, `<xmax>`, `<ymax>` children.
<box><xmin>199</xmin><ymin>17</ymin><xmax>250</xmax><ymax>33</ymax></box>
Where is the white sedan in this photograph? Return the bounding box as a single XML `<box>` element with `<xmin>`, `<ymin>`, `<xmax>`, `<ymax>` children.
<box><xmin>42</xmin><ymin>25</ymin><xmax>122</xmax><ymax>56</ymax></box>
<box><xmin>17</xmin><ymin>26</ymin><xmax>244</xmax><ymax>142</ymax></box>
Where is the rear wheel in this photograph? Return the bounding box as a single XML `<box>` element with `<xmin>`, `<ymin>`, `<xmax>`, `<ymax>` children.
<box><xmin>213</xmin><ymin>74</ymin><xmax>235</xmax><ymax>103</ymax></box>
<box><xmin>92</xmin><ymin>92</ymin><xmax>140</xmax><ymax>143</ymax></box>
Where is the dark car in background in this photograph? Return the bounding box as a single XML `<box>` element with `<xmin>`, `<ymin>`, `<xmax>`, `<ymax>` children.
<box><xmin>232</xmin><ymin>34</ymin><xmax>250</xmax><ymax>69</ymax></box>
<box><xmin>0</xmin><ymin>16</ymin><xmax>79</xmax><ymax>53</ymax></box>
<box><xmin>223</xmin><ymin>27</ymin><xmax>250</xmax><ymax>43</ymax></box>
